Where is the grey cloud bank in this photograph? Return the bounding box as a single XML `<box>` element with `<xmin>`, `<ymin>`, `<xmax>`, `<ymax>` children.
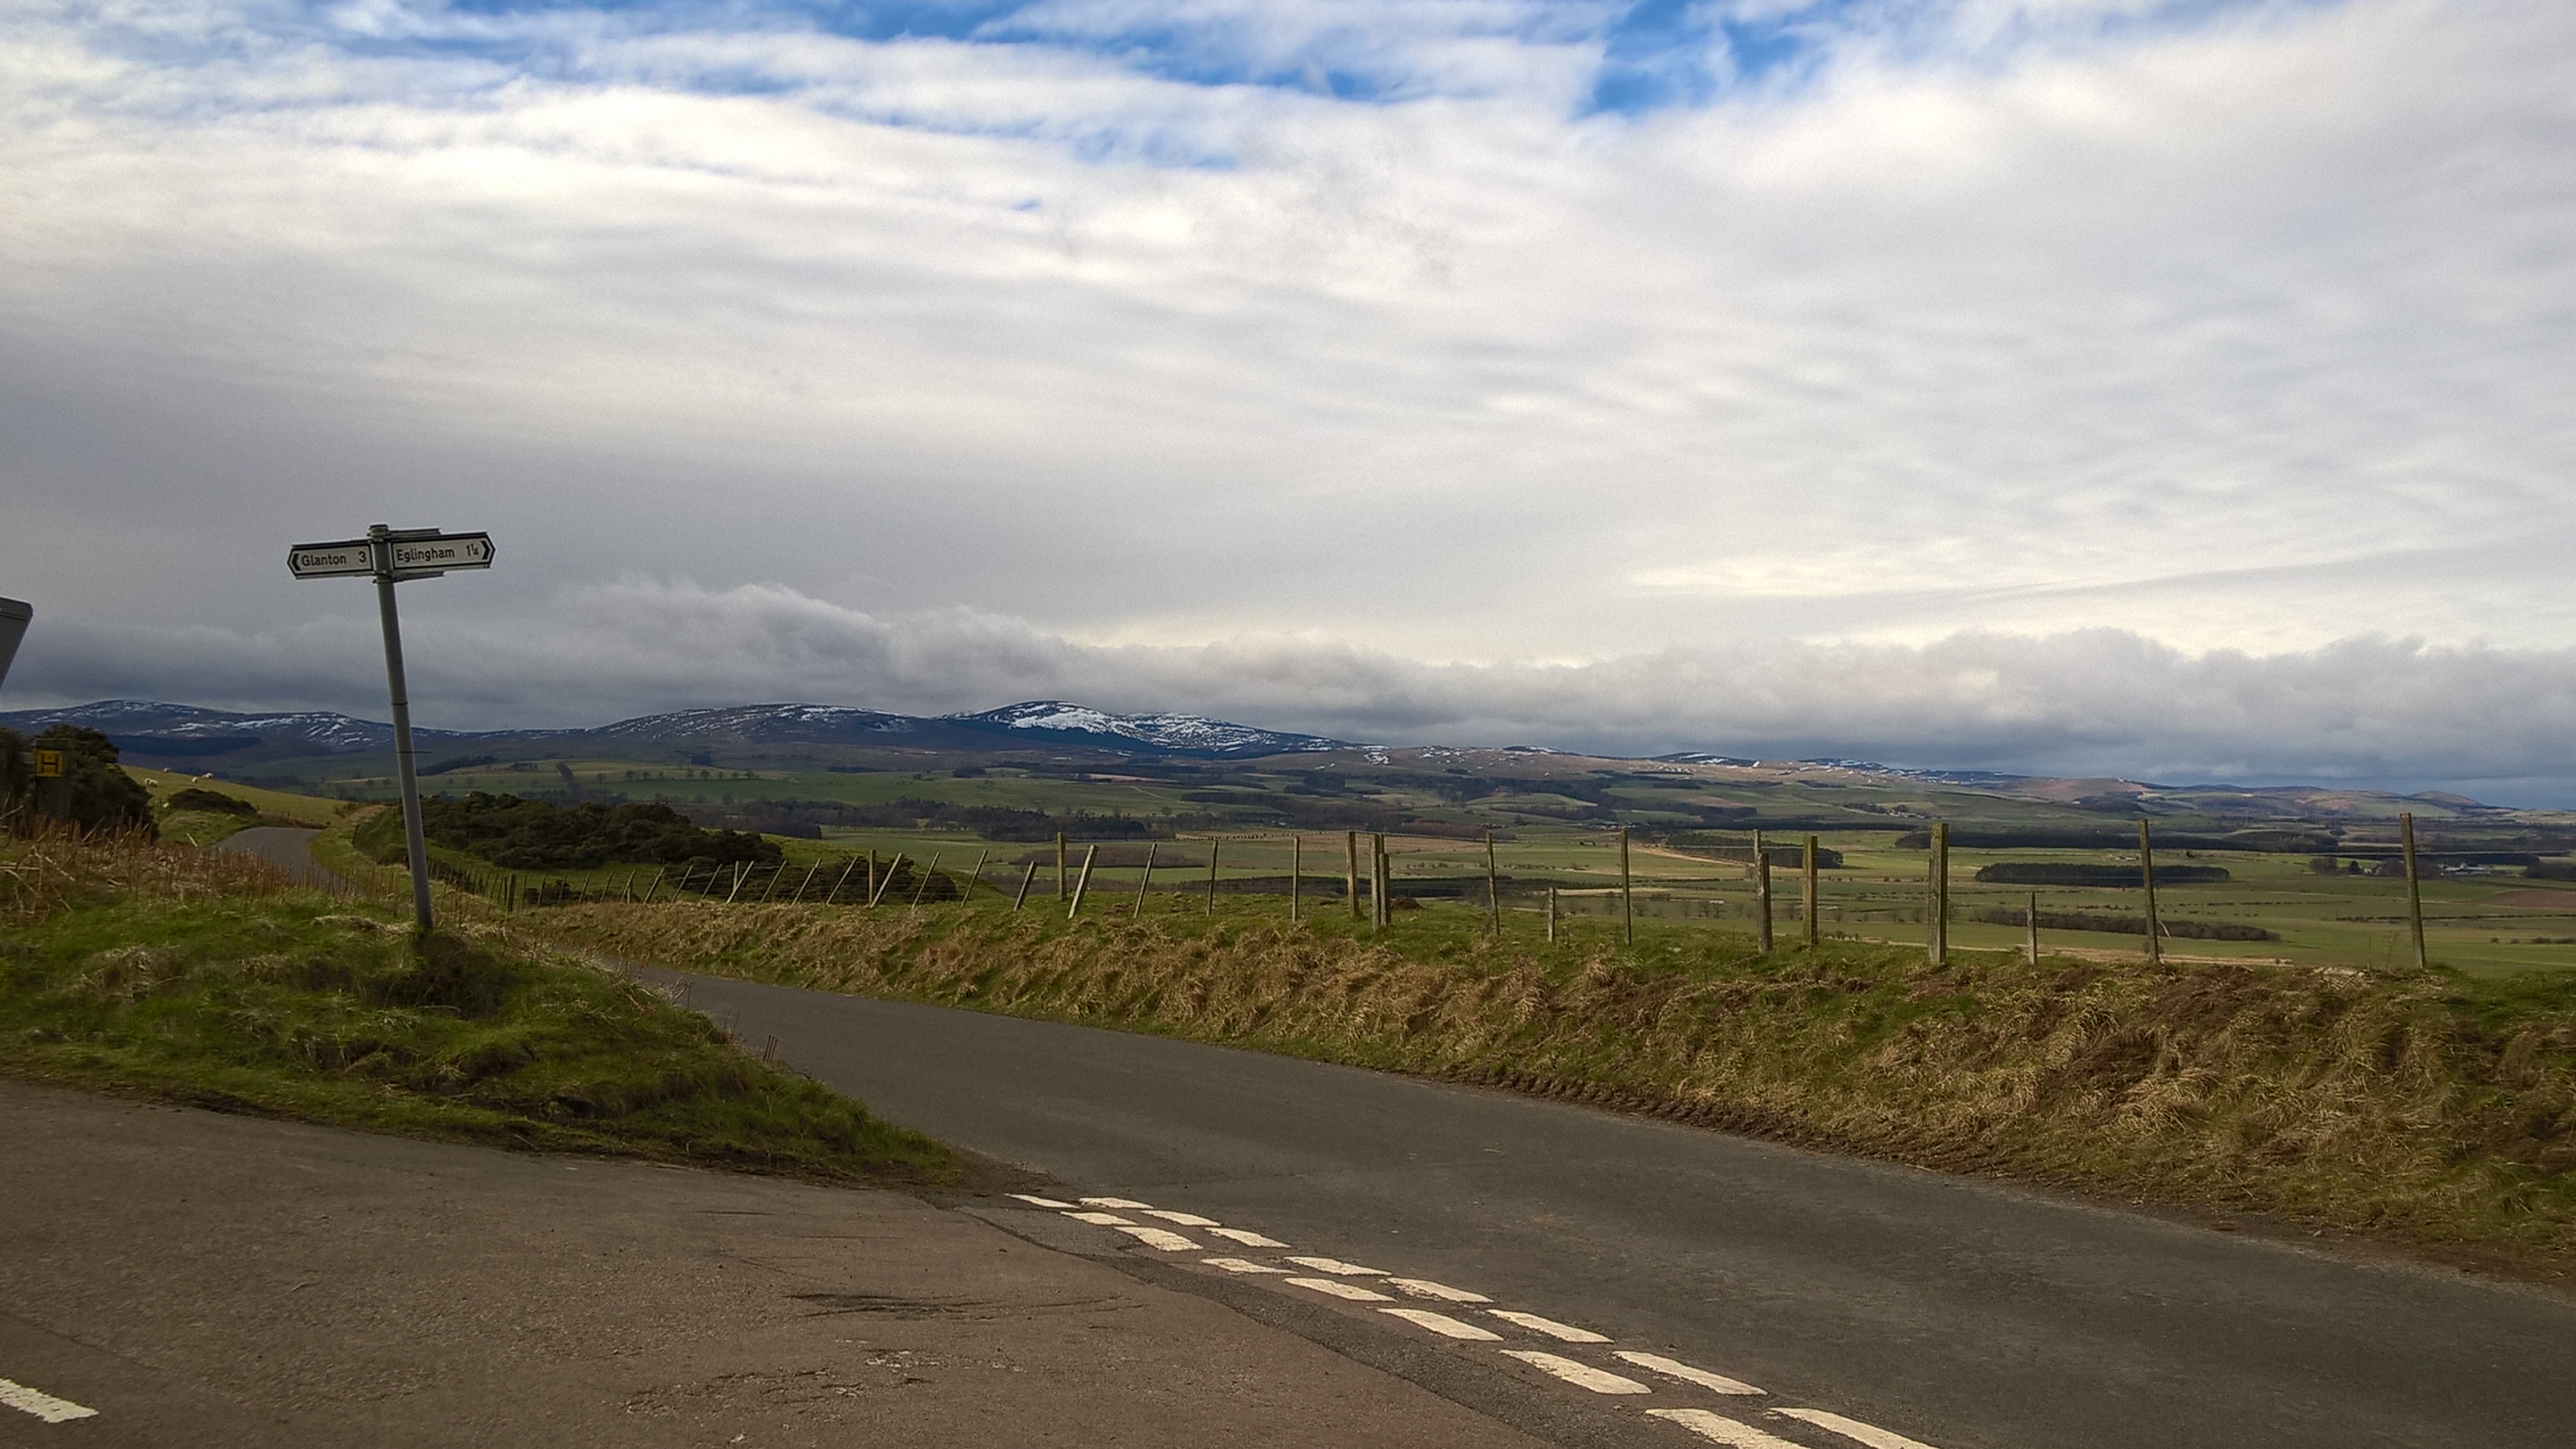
<box><xmin>9</xmin><ymin>580</ymin><xmax>2571</xmax><ymax>804</ymax></box>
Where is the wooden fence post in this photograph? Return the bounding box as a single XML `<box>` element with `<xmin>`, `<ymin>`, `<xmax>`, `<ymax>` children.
<box><xmin>830</xmin><ymin>857</ymin><xmax>857</xmax><ymax>904</ymax></box>
<box><xmin>1134</xmin><ymin>843</ymin><xmax>1158</xmax><ymax>919</ymax></box>
<box><xmin>2138</xmin><ymin>819</ymin><xmax>2161</xmax><ymax>965</ymax></box>
<box><xmin>2402</xmin><ymin>811</ymin><xmax>2427</xmax><ymax>969</ymax></box>
<box><xmin>869</xmin><ymin>853</ymin><xmax>904</xmax><ymax>908</ymax></box>
<box><xmin>1205</xmin><ymin>840</ymin><xmax>1220</xmax><ymax>916</ymax></box>
<box><xmin>1013</xmin><ymin>860</ymin><xmax>1037</xmax><ymax>910</ymax></box>
<box><xmin>962</xmin><ymin>848</ymin><xmax>989</xmax><ymax>906</ymax></box>
<box><xmin>1289</xmin><ymin>835</ymin><xmax>1301</xmax><ymax>922</ymax></box>
<box><xmin>792</xmin><ymin>861</ymin><xmax>820</xmax><ymax>903</ymax></box>
<box><xmin>911</xmin><ymin>852</ymin><xmax>943</xmax><ymax>907</ymax></box>
<box><xmin>1803</xmin><ymin>835</ymin><xmax>1819</xmax><ymax>948</ymax></box>
<box><xmin>1754</xmin><ymin>828</ymin><xmax>1773</xmax><ymax>953</ymax></box>
<box><xmin>1346</xmin><ymin>831</ymin><xmax>1362</xmax><ymax>920</ymax></box>
<box><xmin>1927</xmin><ymin>822</ymin><xmax>1947</xmax><ymax>966</ymax></box>
<box><xmin>1619</xmin><ymin>826</ymin><xmax>1633</xmax><ymax>947</ymax></box>
<box><xmin>1056</xmin><ymin>833</ymin><xmax>1067</xmax><ymax>900</ymax></box>
<box><xmin>1068</xmin><ymin>845</ymin><xmax>1097</xmax><ymax>918</ymax></box>
<box><xmin>1371</xmin><ymin>833</ymin><xmax>1389</xmax><ymax>930</ymax></box>
<box><xmin>1546</xmin><ymin>885</ymin><xmax>1558</xmax><ymax>945</ymax></box>
<box><xmin>1485</xmin><ymin>830</ymin><xmax>1501</xmax><ymax>932</ymax></box>
<box><xmin>2027</xmin><ymin>890</ymin><xmax>2040</xmax><ymax>965</ymax></box>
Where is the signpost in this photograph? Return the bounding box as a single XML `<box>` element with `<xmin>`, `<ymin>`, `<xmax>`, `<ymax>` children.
<box><xmin>288</xmin><ymin>525</ymin><xmax>494</xmax><ymax>934</ymax></box>
<box><xmin>0</xmin><ymin>596</ymin><xmax>30</xmax><ymax>694</ymax></box>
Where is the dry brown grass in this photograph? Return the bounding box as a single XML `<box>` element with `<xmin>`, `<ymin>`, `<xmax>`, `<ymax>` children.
<box><xmin>530</xmin><ymin>898</ymin><xmax>2576</xmax><ymax>1273</ymax></box>
<box><xmin>1</xmin><ymin>824</ymin><xmax>292</xmax><ymax>925</ymax></box>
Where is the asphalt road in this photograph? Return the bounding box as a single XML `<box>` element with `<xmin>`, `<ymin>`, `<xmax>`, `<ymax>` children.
<box><xmin>672</xmin><ymin>972</ymin><xmax>2576</xmax><ymax>1449</ymax></box>
<box><xmin>212</xmin><ymin>825</ymin><xmax>349</xmax><ymax>890</ymax></box>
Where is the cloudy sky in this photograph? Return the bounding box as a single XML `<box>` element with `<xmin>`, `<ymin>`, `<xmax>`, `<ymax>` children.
<box><xmin>3</xmin><ymin>1</ymin><xmax>2573</xmax><ymax>796</ymax></box>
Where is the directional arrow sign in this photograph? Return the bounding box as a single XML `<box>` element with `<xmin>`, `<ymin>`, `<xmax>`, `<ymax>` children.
<box><xmin>385</xmin><ymin>531</ymin><xmax>494</xmax><ymax>578</ymax></box>
<box><xmin>286</xmin><ymin>539</ymin><xmax>378</xmax><ymax>578</ymax></box>
<box><xmin>287</xmin><ymin>532</ymin><xmax>494</xmax><ymax>580</ymax></box>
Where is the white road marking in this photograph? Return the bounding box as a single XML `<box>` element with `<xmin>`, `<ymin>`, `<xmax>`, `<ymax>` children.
<box><xmin>1615</xmin><ymin>1351</ymin><xmax>1764</xmax><ymax>1395</ymax></box>
<box><xmin>0</xmin><ymin>1377</ymin><xmax>99</xmax><ymax>1424</ymax></box>
<box><xmin>1287</xmin><ymin>1277</ymin><xmax>1395</xmax><ymax>1302</ymax></box>
<box><xmin>1066</xmin><ymin>1211</ymin><xmax>1136</xmax><ymax>1226</ymax></box>
<box><xmin>1112</xmin><ymin>1224</ymin><xmax>1201</xmax><ymax>1251</ymax></box>
<box><xmin>1646</xmin><ymin>1408</ymin><xmax>1805</xmax><ymax>1448</ymax></box>
<box><xmin>1386</xmin><ymin>1278</ymin><xmax>1491</xmax><ymax>1303</ymax></box>
<box><xmin>1500</xmin><ymin>1351</ymin><xmax>1650</xmax><ymax>1395</ymax></box>
<box><xmin>1080</xmin><ymin>1196</ymin><xmax>1157</xmax><ymax>1210</ymax></box>
<box><xmin>1202</xmin><ymin>1257</ymin><xmax>1289</xmax><ymax>1274</ymax></box>
<box><xmin>1379</xmin><ymin>1308</ymin><xmax>1503</xmax><ymax>1340</ymax></box>
<box><xmin>1285</xmin><ymin>1255</ymin><xmax>1387</xmax><ymax>1276</ymax></box>
<box><xmin>1776</xmin><ymin>1408</ymin><xmax>1943</xmax><ymax>1449</ymax></box>
<box><xmin>1205</xmin><ymin>1227</ymin><xmax>1289</xmax><ymax>1248</ymax></box>
<box><xmin>1489</xmin><ymin>1309</ymin><xmax>1609</xmax><ymax>1342</ymax></box>
<box><xmin>1139</xmin><ymin>1210</ymin><xmax>1221</xmax><ymax>1226</ymax></box>
<box><xmin>1008</xmin><ymin>1193</ymin><xmax>1076</xmax><ymax>1209</ymax></box>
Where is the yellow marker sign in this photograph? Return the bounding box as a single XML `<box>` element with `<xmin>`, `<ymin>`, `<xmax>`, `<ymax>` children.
<box><xmin>31</xmin><ymin>749</ymin><xmax>65</xmax><ymax>778</ymax></box>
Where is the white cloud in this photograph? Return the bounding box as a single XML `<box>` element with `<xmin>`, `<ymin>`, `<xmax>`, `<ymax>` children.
<box><xmin>1</xmin><ymin>0</ymin><xmax>2571</xmax><ymax>793</ymax></box>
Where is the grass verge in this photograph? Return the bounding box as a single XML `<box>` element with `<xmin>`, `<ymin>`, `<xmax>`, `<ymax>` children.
<box><xmin>527</xmin><ymin>896</ymin><xmax>2576</xmax><ymax>1274</ymax></box>
<box><xmin>0</xmin><ymin>830</ymin><xmax>955</xmax><ymax>1185</ymax></box>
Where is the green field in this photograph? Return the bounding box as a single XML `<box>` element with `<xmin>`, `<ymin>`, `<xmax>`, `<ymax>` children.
<box><xmin>201</xmin><ymin>747</ymin><xmax>2576</xmax><ymax>977</ymax></box>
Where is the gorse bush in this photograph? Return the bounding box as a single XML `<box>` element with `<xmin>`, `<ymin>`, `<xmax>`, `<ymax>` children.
<box><xmin>358</xmin><ymin>792</ymin><xmax>780</xmax><ymax>871</ymax></box>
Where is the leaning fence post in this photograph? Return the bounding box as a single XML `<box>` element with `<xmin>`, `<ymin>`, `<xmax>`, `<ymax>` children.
<box><xmin>1068</xmin><ymin>844</ymin><xmax>1097</xmax><ymax>918</ymax></box>
<box><xmin>1133</xmin><ymin>843</ymin><xmax>1158</xmax><ymax>919</ymax></box>
<box><xmin>1485</xmin><ymin>830</ymin><xmax>1501</xmax><ymax>932</ymax></box>
<box><xmin>1803</xmin><ymin>835</ymin><xmax>1819</xmax><ymax>949</ymax></box>
<box><xmin>792</xmin><ymin>861</ymin><xmax>821</xmax><ymax>903</ymax></box>
<box><xmin>2138</xmin><ymin>818</ymin><xmax>2161</xmax><ymax>965</ymax></box>
<box><xmin>830</xmin><ymin>857</ymin><xmax>857</xmax><ymax>904</ymax></box>
<box><xmin>1927</xmin><ymin>822</ymin><xmax>1947</xmax><ymax>965</ymax></box>
<box><xmin>961</xmin><ymin>848</ymin><xmax>989</xmax><ymax>906</ymax></box>
<box><xmin>1754</xmin><ymin>828</ymin><xmax>1773</xmax><ymax>953</ymax></box>
<box><xmin>2402</xmin><ymin>811</ymin><xmax>2427</xmax><ymax>970</ymax></box>
<box><xmin>1013</xmin><ymin>859</ymin><xmax>1037</xmax><ymax>910</ymax></box>
<box><xmin>869</xmin><ymin>853</ymin><xmax>904</xmax><ymax>908</ymax></box>
<box><xmin>911</xmin><ymin>851</ymin><xmax>943</xmax><ymax>907</ymax></box>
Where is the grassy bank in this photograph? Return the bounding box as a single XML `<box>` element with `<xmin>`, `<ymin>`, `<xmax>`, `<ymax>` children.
<box><xmin>528</xmin><ymin>896</ymin><xmax>2576</xmax><ymax>1272</ymax></box>
<box><xmin>0</xmin><ymin>830</ymin><xmax>953</xmax><ymax>1184</ymax></box>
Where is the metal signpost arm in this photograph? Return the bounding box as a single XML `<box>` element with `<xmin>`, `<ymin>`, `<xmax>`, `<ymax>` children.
<box><xmin>370</xmin><ymin>525</ymin><xmax>437</xmax><ymax>934</ymax></box>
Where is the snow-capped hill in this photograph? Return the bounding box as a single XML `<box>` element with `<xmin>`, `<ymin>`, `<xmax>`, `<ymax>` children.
<box><xmin>0</xmin><ymin>700</ymin><xmax>488</xmax><ymax>754</ymax></box>
<box><xmin>946</xmin><ymin>701</ymin><xmax>1344</xmax><ymax>757</ymax></box>
<box><xmin>585</xmin><ymin>703</ymin><xmax>916</xmax><ymax>745</ymax></box>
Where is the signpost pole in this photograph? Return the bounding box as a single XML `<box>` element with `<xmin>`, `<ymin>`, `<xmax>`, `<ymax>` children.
<box><xmin>369</xmin><ymin>525</ymin><xmax>436</xmax><ymax>935</ymax></box>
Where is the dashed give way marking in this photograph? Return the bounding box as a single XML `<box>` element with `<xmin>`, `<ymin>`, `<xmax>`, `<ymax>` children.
<box><xmin>1616</xmin><ymin>1350</ymin><xmax>1763</xmax><ymax>1395</ymax></box>
<box><xmin>1112</xmin><ymin>1225</ymin><xmax>1201</xmax><ymax>1251</ymax></box>
<box><xmin>1080</xmin><ymin>1197</ymin><xmax>1156</xmax><ymax>1210</ymax></box>
<box><xmin>1008</xmin><ymin>1194</ymin><xmax>1075</xmax><ymax>1208</ymax></box>
<box><xmin>1502</xmin><ymin>1351</ymin><xmax>1650</xmax><ymax>1395</ymax></box>
<box><xmin>1066</xmin><ymin>1211</ymin><xmax>1134</xmax><ymax>1226</ymax></box>
<box><xmin>1205</xmin><ymin>1226</ymin><xmax>1289</xmax><ymax>1248</ymax></box>
<box><xmin>1648</xmin><ymin>1408</ymin><xmax>1805</xmax><ymax>1448</ymax></box>
<box><xmin>1285</xmin><ymin>1255</ymin><xmax>1385</xmax><ymax>1276</ymax></box>
<box><xmin>1288</xmin><ymin>1277</ymin><xmax>1393</xmax><ymax>1303</ymax></box>
<box><xmin>1386</xmin><ymin>1277</ymin><xmax>1488</xmax><ymax>1303</ymax></box>
<box><xmin>1776</xmin><ymin>1407</ymin><xmax>1941</xmax><ymax>1449</ymax></box>
<box><xmin>1380</xmin><ymin>1308</ymin><xmax>1502</xmax><ymax>1340</ymax></box>
<box><xmin>1488</xmin><ymin>1309</ymin><xmax>1607</xmax><ymax>1342</ymax></box>
<box><xmin>1203</xmin><ymin>1257</ymin><xmax>1287</xmax><ymax>1275</ymax></box>
<box><xmin>0</xmin><ymin>1377</ymin><xmax>97</xmax><ymax>1424</ymax></box>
